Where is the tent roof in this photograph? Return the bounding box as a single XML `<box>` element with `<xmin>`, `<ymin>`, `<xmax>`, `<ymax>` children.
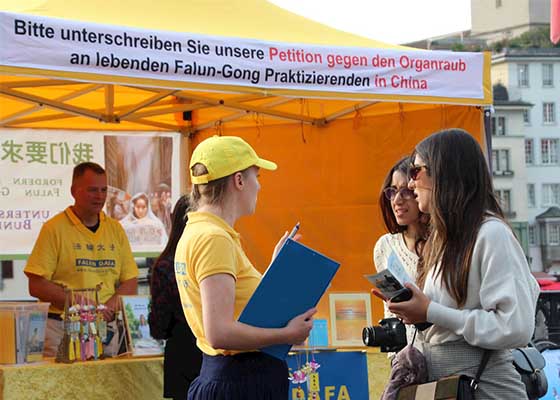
<box><xmin>0</xmin><ymin>0</ymin><xmax>403</xmax><ymax>48</ymax></box>
<box><xmin>0</xmin><ymin>1</ymin><xmax>492</xmax><ymax>132</ymax></box>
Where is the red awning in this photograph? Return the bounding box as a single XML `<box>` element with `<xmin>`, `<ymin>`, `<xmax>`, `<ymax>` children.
<box><xmin>537</xmin><ymin>279</ymin><xmax>560</xmax><ymax>291</ymax></box>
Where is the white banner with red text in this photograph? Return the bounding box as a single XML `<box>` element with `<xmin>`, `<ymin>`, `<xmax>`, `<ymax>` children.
<box><xmin>0</xmin><ymin>11</ymin><xmax>485</xmax><ymax>101</ymax></box>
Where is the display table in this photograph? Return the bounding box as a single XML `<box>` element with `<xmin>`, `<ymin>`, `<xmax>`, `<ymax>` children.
<box><xmin>366</xmin><ymin>350</ymin><xmax>392</xmax><ymax>399</ymax></box>
<box><xmin>0</xmin><ymin>356</ymin><xmax>164</xmax><ymax>400</ymax></box>
<box><xmin>1</xmin><ymin>351</ymin><xmax>391</xmax><ymax>400</ymax></box>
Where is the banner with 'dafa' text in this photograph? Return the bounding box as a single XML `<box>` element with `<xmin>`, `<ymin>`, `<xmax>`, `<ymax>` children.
<box><xmin>0</xmin><ymin>11</ymin><xmax>485</xmax><ymax>101</ymax></box>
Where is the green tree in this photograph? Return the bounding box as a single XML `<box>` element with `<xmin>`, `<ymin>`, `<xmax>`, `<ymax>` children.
<box><xmin>492</xmin><ymin>26</ymin><xmax>560</xmax><ymax>51</ymax></box>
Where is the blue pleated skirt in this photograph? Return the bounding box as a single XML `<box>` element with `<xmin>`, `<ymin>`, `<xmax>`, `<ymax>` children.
<box><xmin>187</xmin><ymin>352</ymin><xmax>288</xmax><ymax>400</ymax></box>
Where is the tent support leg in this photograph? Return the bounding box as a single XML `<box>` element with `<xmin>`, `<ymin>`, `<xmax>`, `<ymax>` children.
<box><xmin>105</xmin><ymin>85</ymin><xmax>115</xmax><ymax>122</ymax></box>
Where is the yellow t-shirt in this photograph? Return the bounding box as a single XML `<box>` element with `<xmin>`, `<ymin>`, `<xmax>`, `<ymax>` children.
<box><xmin>175</xmin><ymin>211</ymin><xmax>261</xmax><ymax>356</ymax></box>
<box><xmin>24</xmin><ymin>207</ymin><xmax>138</xmax><ymax>314</ymax></box>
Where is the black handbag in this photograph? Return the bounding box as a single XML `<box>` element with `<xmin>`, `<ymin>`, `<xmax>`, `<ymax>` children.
<box><xmin>512</xmin><ymin>347</ymin><xmax>548</xmax><ymax>400</ymax></box>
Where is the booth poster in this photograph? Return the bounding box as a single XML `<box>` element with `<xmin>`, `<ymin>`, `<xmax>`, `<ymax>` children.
<box><xmin>0</xmin><ymin>128</ymin><xmax>180</xmax><ymax>255</ymax></box>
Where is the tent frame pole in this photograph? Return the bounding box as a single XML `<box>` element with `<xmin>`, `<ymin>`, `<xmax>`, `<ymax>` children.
<box><xmin>0</xmin><ymin>86</ymin><xmax>105</xmax><ymax>121</ymax></box>
<box><xmin>0</xmin><ymin>84</ymin><xmax>103</xmax><ymax>126</ymax></box>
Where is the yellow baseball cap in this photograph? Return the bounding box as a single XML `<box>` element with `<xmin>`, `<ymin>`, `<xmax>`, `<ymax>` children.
<box><xmin>190</xmin><ymin>136</ymin><xmax>277</xmax><ymax>184</ymax></box>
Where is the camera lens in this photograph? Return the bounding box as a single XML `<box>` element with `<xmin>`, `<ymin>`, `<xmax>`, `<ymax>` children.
<box><xmin>362</xmin><ymin>318</ymin><xmax>407</xmax><ymax>352</ymax></box>
<box><xmin>362</xmin><ymin>327</ymin><xmax>371</xmax><ymax>346</ymax></box>
<box><xmin>362</xmin><ymin>325</ymin><xmax>389</xmax><ymax>347</ymax></box>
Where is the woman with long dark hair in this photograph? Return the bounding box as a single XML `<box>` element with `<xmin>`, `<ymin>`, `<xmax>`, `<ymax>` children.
<box><xmin>374</xmin><ymin>156</ymin><xmax>428</xmax><ymax>350</ymax></box>
<box><xmin>149</xmin><ymin>195</ymin><xmax>202</xmax><ymax>400</ymax></box>
<box><xmin>388</xmin><ymin>129</ymin><xmax>539</xmax><ymax>399</ymax></box>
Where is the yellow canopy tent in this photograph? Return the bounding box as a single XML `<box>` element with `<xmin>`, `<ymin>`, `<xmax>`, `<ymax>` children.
<box><xmin>0</xmin><ymin>0</ymin><xmax>492</xmax><ymax>323</ymax></box>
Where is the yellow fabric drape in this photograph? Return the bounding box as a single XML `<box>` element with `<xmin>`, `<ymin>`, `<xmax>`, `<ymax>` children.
<box><xmin>0</xmin><ymin>357</ymin><xmax>164</xmax><ymax>400</ymax></box>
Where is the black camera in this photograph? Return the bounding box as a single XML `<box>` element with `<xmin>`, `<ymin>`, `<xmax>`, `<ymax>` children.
<box><xmin>362</xmin><ymin>287</ymin><xmax>433</xmax><ymax>352</ymax></box>
<box><xmin>362</xmin><ymin>317</ymin><xmax>407</xmax><ymax>353</ymax></box>
<box><xmin>384</xmin><ymin>287</ymin><xmax>433</xmax><ymax>332</ymax></box>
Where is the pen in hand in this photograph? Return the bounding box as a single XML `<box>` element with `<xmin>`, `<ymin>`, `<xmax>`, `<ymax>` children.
<box><xmin>287</xmin><ymin>222</ymin><xmax>300</xmax><ymax>240</ymax></box>
<box><xmin>272</xmin><ymin>222</ymin><xmax>301</xmax><ymax>262</ymax></box>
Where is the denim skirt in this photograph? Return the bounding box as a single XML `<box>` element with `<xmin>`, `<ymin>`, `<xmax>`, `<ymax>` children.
<box><xmin>187</xmin><ymin>351</ymin><xmax>288</xmax><ymax>400</ymax></box>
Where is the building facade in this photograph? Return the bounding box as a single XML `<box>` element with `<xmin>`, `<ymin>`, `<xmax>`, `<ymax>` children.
<box><xmin>406</xmin><ymin>0</ymin><xmax>551</xmax><ymax>49</ymax></box>
<box><xmin>492</xmin><ymin>48</ymin><xmax>560</xmax><ymax>271</ymax></box>
<box><xmin>471</xmin><ymin>0</ymin><xmax>551</xmax><ymax>43</ymax></box>
<box><xmin>491</xmin><ymin>86</ymin><xmax>532</xmax><ymax>255</ymax></box>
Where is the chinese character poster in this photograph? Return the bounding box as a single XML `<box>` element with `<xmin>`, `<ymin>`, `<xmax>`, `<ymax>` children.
<box><xmin>0</xmin><ymin>129</ymin><xmax>180</xmax><ymax>255</ymax></box>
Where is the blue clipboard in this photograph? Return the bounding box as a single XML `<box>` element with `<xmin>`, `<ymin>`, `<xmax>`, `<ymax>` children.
<box><xmin>238</xmin><ymin>239</ymin><xmax>340</xmax><ymax>360</ymax></box>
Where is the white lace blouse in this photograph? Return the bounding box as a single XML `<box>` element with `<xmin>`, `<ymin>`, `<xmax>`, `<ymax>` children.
<box><xmin>373</xmin><ymin>232</ymin><xmax>419</xmax><ymax>347</ymax></box>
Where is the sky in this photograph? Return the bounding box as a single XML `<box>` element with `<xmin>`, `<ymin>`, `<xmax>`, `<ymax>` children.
<box><xmin>269</xmin><ymin>0</ymin><xmax>472</xmax><ymax>45</ymax></box>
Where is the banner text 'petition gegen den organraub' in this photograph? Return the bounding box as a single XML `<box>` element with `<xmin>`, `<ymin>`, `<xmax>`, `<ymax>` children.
<box><xmin>0</xmin><ymin>12</ymin><xmax>484</xmax><ymax>99</ymax></box>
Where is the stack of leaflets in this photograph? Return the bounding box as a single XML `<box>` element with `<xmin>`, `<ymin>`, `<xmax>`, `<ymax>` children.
<box><xmin>364</xmin><ymin>252</ymin><xmax>415</xmax><ymax>300</ymax></box>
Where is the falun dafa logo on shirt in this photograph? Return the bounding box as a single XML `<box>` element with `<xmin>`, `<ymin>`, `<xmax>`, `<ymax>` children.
<box><xmin>175</xmin><ymin>261</ymin><xmax>187</xmax><ymax>276</ymax></box>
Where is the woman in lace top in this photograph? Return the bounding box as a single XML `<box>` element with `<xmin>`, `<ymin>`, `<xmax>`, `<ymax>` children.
<box><xmin>373</xmin><ymin>156</ymin><xmax>428</xmax><ymax>350</ymax></box>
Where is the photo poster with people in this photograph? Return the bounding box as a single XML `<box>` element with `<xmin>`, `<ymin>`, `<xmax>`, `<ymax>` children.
<box><xmin>103</xmin><ymin>133</ymin><xmax>180</xmax><ymax>253</ymax></box>
<box><xmin>120</xmin><ymin>295</ymin><xmax>163</xmax><ymax>356</ymax></box>
<box><xmin>0</xmin><ymin>129</ymin><xmax>180</xmax><ymax>256</ymax></box>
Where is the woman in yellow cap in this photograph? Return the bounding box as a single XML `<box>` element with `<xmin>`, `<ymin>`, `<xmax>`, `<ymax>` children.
<box><xmin>175</xmin><ymin>135</ymin><xmax>316</xmax><ymax>400</ymax></box>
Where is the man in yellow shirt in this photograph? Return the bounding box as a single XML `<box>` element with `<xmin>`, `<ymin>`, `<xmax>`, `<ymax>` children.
<box><xmin>24</xmin><ymin>162</ymin><xmax>138</xmax><ymax>356</ymax></box>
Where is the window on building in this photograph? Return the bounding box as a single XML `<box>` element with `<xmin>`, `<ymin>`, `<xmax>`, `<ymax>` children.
<box><xmin>495</xmin><ymin>189</ymin><xmax>512</xmax><ymax>213</ymax></box>
<box><xmin>497</xmin><ymin>116</ymin><xmax>506</xmax><ymax>135</ymax></box>
<box><xmin>528</xmin><ymin>184</ymin><xmax>536</xmax><ymax>208</ymax></box>
<box><xmin>543</xmin><ymin>102</ymin><xmax>556</xmax><ymax>124</ymax></box>
<box><xmin>1</xmin><ymin>261</ymin><xmax>13</xmax><ymax>279</ymax></box>
<box><xmin>517</xmin><ymin>64</ymin><xmax>529</xmax><ymax>87</ymax></box>
<box><xmin>492</xmin><ymin>149</ymin><xmax>510</xmax><ymax>173</ymax></box>
<box><xmin>549</xmin><ymin>224</ymin><xmax>560</xmax><ymax>245</ymax></box>
<box><xmin>525</xmin><ymin>139</ymin><xmax>534</xmax><ymax>165</ymax></box>
<box><xmin>529</xmin><ymin>225</ymin><xmax>537</xmax><ymax>246</ymax></box>
<box><xmin>543</xmin><ymin>64</ymin><xmax>554</xmax><ymax>87</ymax></box>
<box><xmin>541</xmin><ymin>139</ymin><xmax>559</xmax><ymax>165</ymax></box>
<box><xmin>491</xmin><ymin>116</ymin><xmax>506</xmax><ymax>136</ymax></box>
<box><xmin>523</xmin><ymin>109</ymin><xmax>531</xmax><ymax>125</ymax></box>
<box><xmin>542</xmin><ymin>183</ymin><xmax>560</xmax><ymax>206</ymax></box>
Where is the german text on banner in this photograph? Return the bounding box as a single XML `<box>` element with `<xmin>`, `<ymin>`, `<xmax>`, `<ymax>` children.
<box><xmin>0</xmin><ymin>12</ymin><xmax>484</xmax><ymax>100</ymax></box>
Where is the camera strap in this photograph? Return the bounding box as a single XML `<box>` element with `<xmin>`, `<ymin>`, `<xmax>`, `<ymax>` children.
<box><xmin>411</xmin><ymin>327</ymin><xmax>418</xmax><ymax>346</ymax></box>
<box><xmin>410</xmin><ymin>328</ymin><xmax>490</xmax><ymax>391</ymax></box>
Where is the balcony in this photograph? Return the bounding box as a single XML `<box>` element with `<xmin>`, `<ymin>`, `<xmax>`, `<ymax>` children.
<box><xmin>493</xmin><ymin>170</ymin><xmax>514</xmax><ymax>177</ymax></box>
<box><xmin>504</xmin><ymin>211</ymin><xmax>517</xmax><ymax>219</ymax></box>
